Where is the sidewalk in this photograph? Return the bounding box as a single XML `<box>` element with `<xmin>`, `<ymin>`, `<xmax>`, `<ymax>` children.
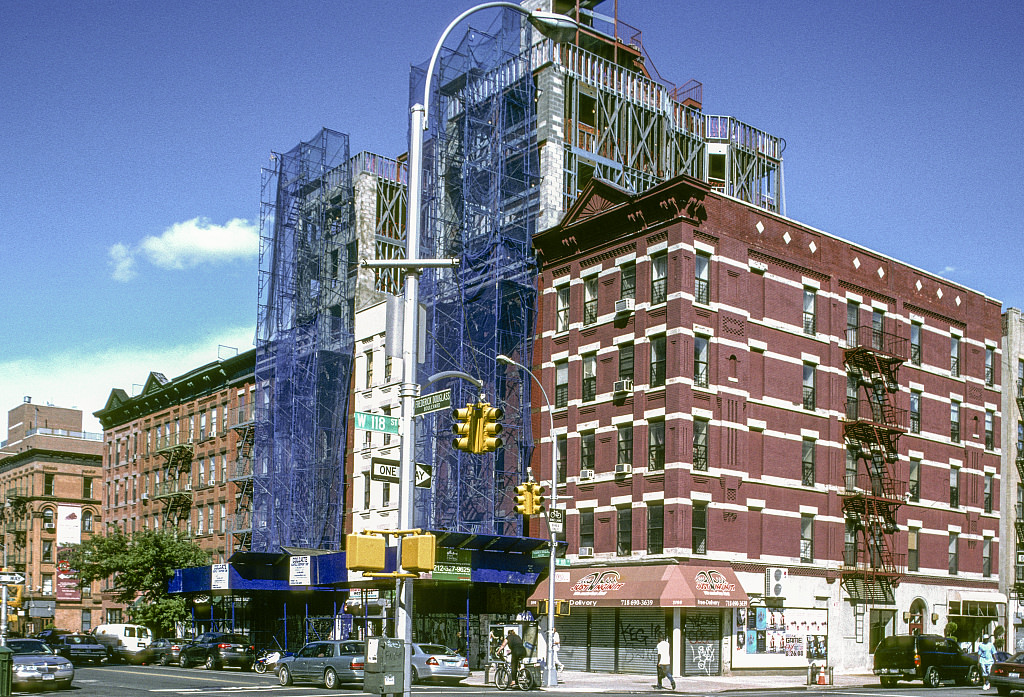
<box><xmin>465</xmin><ymin>668</ymin><xmax>876</xmax><ymax>693</ymax></box>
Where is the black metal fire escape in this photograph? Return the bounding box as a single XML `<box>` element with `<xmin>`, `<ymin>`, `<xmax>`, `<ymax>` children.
<box><xmin>1015</xmin><ymin>382</ymin><xmax>1024</xmax><ymax>598</ymax></box>
<box><xmin>841</xmin><ymin>323</ymin><xmax>908</xmax><ymax>604</ymax></box>
<box><xmin>153</xmin><ymin>431</ymin><xmax>193</xmax><ymax>526</ymax></box>
<box><xmin>229</xmin><ymin>401</ymin><xmax>254</xmax><ymax>554</ymax></box>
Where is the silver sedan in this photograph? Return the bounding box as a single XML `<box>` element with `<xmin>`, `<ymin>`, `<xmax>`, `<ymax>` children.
<box><xmin>275</xmin><ymin>640</ymin><xmax>364</xmax><ymax>688</ymax></box>
<box><xmin>410</xmin><ymin>643</ymin><xmax>469</xmax><ymax>684</ymax></box>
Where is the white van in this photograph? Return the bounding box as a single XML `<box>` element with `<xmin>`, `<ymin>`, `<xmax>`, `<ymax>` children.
<box><xmin>92</xmin><ymin>623</ymin><xmax>153</xmax><ymax>664</ymax></box>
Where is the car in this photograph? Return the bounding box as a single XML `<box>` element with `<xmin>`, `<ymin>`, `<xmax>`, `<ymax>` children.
<box><xmin>148</xmin><ymin>637</ymin><xmax>194</xmax><ymax>666</ymax></box>
<box><xmin>410</xmin><ymin>643</ymin><xmax>469</xmax><ymax>684</ymax></box>
<box><xmin>9</xmin><ymin>638</ymin><xmax>75</xmax><ymax>691</ymax></box>
<box><xmin>34</xmin><ymin>629</ymin><xmax>73</xmax><ymax>647</ymax></box>
<box><xmin>180</xmin><ymin>632</ymin><xmax>255</xmax><ymax>671</ymax></box>
<box><xmin>873</xmin><ymin>633</ymin><xmax>980</xmax><ymax>688</ymax></box>
<box><xmin>275</xmin><ymin>640</ymin><xmax>365</xmax><ymax>688</ymax></box>
<box><xmin>990</xmin><ymin>651</ymin><xmax>1024</xmax><ymax>695</ymax></box>
<box><xmin>52</xmin><ymin>634</ymin><xmax>108</xmax><ymax>664</ymax></box>
<box><xmin>92</xmin><ymin>623</ymin><xmax>153</xmax><ymax>664</ymax></box>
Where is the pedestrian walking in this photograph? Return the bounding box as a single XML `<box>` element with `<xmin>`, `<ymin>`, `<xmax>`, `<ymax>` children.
<box><xmin>654</xmin><ymin>632</ymin><xmax>676</xmax><ymax>690</ymax></box>
<box><xmin>978</xmin><ymin>633</ymin><xmax>996</xmax><ymax>690</ymax></box>
<box><xmin>551</xmin><ymin>628</ymin><xmax>564</xmax><ymax>671</ymax></box>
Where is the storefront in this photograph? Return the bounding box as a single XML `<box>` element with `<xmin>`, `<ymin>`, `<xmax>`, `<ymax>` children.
<box><xmin>530</xmin><ymin>564</ymin><xmax>748</xmax><ymax>675</ymax></box>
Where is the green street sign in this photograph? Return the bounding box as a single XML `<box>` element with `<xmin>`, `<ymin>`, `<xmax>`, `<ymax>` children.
<box><xmin>556</xmin><ymin>558</ymin><xmax>571</xmax><ymax>567</ymax></box>
<box><xmin>415</xmin><ymin>389</ymin><xmax>451</xmax><ymax>416</ymax></box>
<box><xmin>354</xmin><ymin>411</ymin><xmax>400</xmax><ymax>434</ymax></box>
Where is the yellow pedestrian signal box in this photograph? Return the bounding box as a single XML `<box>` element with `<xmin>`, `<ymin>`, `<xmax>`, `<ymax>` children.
<box><xmin>537</xmin><ymin>599</ymin><xmax>570</xmax><ymax>616</ymax></box>
<box><xmin>345</xmin><ymin>533</ymin><xmax>386</xmax><ymax>572</ymax></box>
<box><xmin>452</xmin><ymin>404</ymin><xmax>478</xmax><ymax>453</ymax></box>
<box><xmin>475</xmin><ymin>403</ymin><xmax>503</xmax><ymax>453</ymax></box>
<box><xmin>6</xmin><ymin>584</ymin><xmax>23</xmax><ymax>608</ymax></box>
<box><xmin>401</xmin><ymin>533</ymin><xmax>436</xmax><ymax>572</ymax></box>
<box><xmin>514</xmin><ymin>482</ymin><xmax>533</xmax><ymax>515</ymax></box>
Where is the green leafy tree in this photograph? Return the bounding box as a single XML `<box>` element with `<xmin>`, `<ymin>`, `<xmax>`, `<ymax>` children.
<box><xmin>63</xmin><ymin>528</ymin><xmax>209</xmax><ymax>636</ymax></box>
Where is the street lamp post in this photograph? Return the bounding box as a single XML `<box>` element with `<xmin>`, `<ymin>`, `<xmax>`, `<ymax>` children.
<box><xmin>497</xmin><ymin>354</ymin><xmax>558</xmax><ymax>688</ymax></box>
<box><xmin>398</xmin><ymin>7</ymin><xmax>577</xmax><ymax>697</ymax></box>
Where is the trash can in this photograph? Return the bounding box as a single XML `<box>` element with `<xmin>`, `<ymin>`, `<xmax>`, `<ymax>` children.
<box><xmin>0</xmin><ymin>644</ymin><xmax>12</xmax><ymax>697</ymax></box>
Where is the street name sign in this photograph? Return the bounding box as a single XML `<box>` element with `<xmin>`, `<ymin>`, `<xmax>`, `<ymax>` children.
<box><xmin>354</xmin><ymin>411</ymin><xmax>400</xmax><ymax>434</ymax></box>
<box><xmin>414</xmin><ymin>389</ymin><xmax>451</xmax><ymax>416</ymax></box>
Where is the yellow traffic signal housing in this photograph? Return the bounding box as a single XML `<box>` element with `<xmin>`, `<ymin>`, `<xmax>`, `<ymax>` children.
<box><xmin>538</xmin><ymin>599</ymin><xmax>570</xmax><ymax>616</ymax></box>
<box><xmin>345</xmin><ymin>533</ymin><xmax>386</xmax><ymax>572</ymax></box>
<box><xmin>401</xmin><ymin>533</ymin><xmax>436</xmax><ymax>572</ymax></box>
<box><xmin>452</xmin><ymin>404</ymin><xmax>478</xmax><ymax>453</ymax></box>
<box><xmin>475</xmin><ymin>403</ymin><xmax>503</xmax><ymax>453</ymax></box>
<box><xmin>530</xmin><ymin>482</ymin><xmax>546</xmax><ymax>514</ymax></box>
<box><xmin>7</xmin><ymin>584</ymin><xmax>22</xmax><ymax>608</ymax></box>
<box><xmin>513</xmin><ymin>483</ymin><xmax>533</xmax><ymax>515</ymax></box>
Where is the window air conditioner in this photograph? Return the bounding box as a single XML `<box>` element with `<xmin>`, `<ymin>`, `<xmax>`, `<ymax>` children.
<box><xmin>208</xmin><ymin>478</ymin><xmax>217</xmax><ymax>487</ymax></box>
<box><xmin>579</xmin><ymin>469</ymin><xmax>595</xmax><ymax>481</ymax></box>
<box><xmin>614</xmin><ymin>298</ymin><xmax>635</xmax><ymax>314</ymax></box>
<box><xmin>613</xmin><ymin>379</ymin><xmax>633</xmax><ymax>394</ymax></box>
<box><xmin>615</xmin><ymin>463</ymin><xmax>632</xmax><ymax>475</ymax></box>
<box><xmin>44</xmin><ymin>522</ymin><xmax>55</xmax><ymax>530</ymax></box>
<box><xmin>140</xmin><ymin>493</ymin><xmax>149</xmax><ymax>501</ymax></box>
<box><xmin>765</xmin><ymin>567</ymin><xmax>789</xmax><ymax>598</ymax></box>
<box><xmin>578</xmin><ymin>547</ymin><xmax>594</xmax><ymax>558</ymax></box>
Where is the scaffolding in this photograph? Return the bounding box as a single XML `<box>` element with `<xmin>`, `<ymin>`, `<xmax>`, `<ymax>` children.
<box><xmin>254</xmin><ymin>128</ymin><xmax>355</xmax><ymax>552</ymax></box>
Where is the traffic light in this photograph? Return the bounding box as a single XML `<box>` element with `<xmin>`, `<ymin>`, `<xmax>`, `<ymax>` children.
<box><xmin>345</xmin><ymin>533</ymin><xmax>386</xmax><ymax>572</ymax></box>
<box><xmin>452</xmin><ymin>404</ymin><xmax>478</xmax><ymax>453</ymax></box>
<box><xmin>514</xmin><ymin>482</ymin><xmax>533</xmax><ymax>515</ymax></box>
<box><xmin>6</xmin><ymin>584</ymin><xmax>22</xmax><ymax>608</ymax></box>
<box><xmin>475</xmin><ymin>403</ymin><xmax>503</xmax><ymax>453</ymax></box>
<box><xmin>530</xmin><ymin>482</ymin><xmax>546</xmax><ymax>514</ymax></box>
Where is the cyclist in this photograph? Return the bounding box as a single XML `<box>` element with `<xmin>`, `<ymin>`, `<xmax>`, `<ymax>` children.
<box><xmin>498</xmin><ymin>630</ymin><xmax>528</xmax><ymax>687</ymax></box>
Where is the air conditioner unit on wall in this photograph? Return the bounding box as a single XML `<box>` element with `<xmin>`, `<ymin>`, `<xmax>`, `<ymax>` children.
<box><xmin>43</xmin><ymin>522</ymin><xmax>55</xmax><ymax>531</ymax></box>
<box><xmin>615</xmin><ymin>463</ymin><xmax>632</xmax><ymax>475</ymax></box>
<box><xmin>579</xmin><ymin>469</ymin><xmax>595</xmax><ymax>481</ymax></box>
<box><xmin>613</xmin><ymin>379</ymin><xmax>633</xmax><ymax>394</ymax></box>
<box><xmin>578</xmin><ymin>547</ymin><xmax>594</xmax><ymax>558</ymax></box>
<box><xmin>614</xmin><ymin>298</ymin><xmax>635</xmax><ymax>314</ymax></box>
<box><xmin>208</xmin><ymin>478</ymin><xmax>217</xmax><ymax>487</ymax></box>
<box><xmin>765</xmin><ymin>567</ymin><xmax>788</xmax><ymax>598</ymax></box>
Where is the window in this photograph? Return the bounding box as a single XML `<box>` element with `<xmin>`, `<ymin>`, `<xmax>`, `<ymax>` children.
<box><xmin>846</xmin><ymin>301</ymin><xmax>860</xmax><ymax>345</ymax></box>
<box><xmin>220</xmin><ymin>503</ymin><xmax>227</xmax><ymax>533</ymax></box>
<box><xmin>802</xmin><ymin>363</ymin><xmax>816</xmax><ymax>410</ymax></box>
<box><xmin>800</xmin><ymin>516</ymin><xmax>814</xmax><ymax>563</ymax></box>
<box><xmin>871</xmin><ymin>310</ymin><xmax>884</xmax><ymax>351</ymax></box>
<box><xmin>647</xmin><ymin>504</ymin><xmax>664</xmax><ymax>554</ymax></box>
<box><xmin>582</xmin><ymin>354</ymin><xmax>597</xmax><ymax>402</ymax></box>
<box><xmin>197</xmin><ymin>508</ymin><xmax>205</xmax><ymax>536</ymax></box>
<box><xmin>581</xmin><ymin>432</ymin><xmax>595</xmax><ymax>470</ymax></box>
<box><xmin>555</xmin><ymin>361</ymin><xmax>568</xmax><ymax>408</ymax></box>
<box><xmin>910</xmin><ymin>392</ymin><xmax>921</xmax><ymax>434</ymax></box>
<box><xmin>199</xmin><ymin>412</ymin><xmax>207</xmax><ymax>441</ymax></box>
<box><xmin>384</xmin><ymin>356</ymin><xmax>393</xmax><ymax>383</ymax></box>
<box><xmin>846</xmin><ymin>374</ymin><xmax>859</xmax><ymax>420</ymax></box>
<box><xmin>1019</xmin><ymin>421</ymin><xmax>1023</xmax><ymax>454</ymax></box>
<box><xmin>363</xmin><ymin>474</ymin><xmax>371</xmax><ymax>510</ymax></box>
<box><xmin>83</xmin><ymin>510</ymin><xmax>93</xmax><ymax>532</ymax></box>
<box><xmin>618</xmin><ymin>343</ymin><xmax>634</xmax><ymax>381</ymax></box>
<box><xmin>43</xmin><ymin>508</ymin><xmax>54</xmax><ymax>527</ymax></box>
<box><xmin>984</xmin><ymin>474</ymin><xmax>993</xmax><ymax>514</ymax></box>
<box><xmin>650</xmin><ymin>335</ymin><xmax>667</xmax><ymax>388</ymax></box>
<box><xmin>583</xmin><ymin>277</ymin><xmax>598</xmax><ymax>325</ymax></box>
<box><xmin>695</xmin><ymin>252</ymin><xmax>710</xmax><ymax>305</ymax></box>
<box><xmin>383</xmin><ymin>482</ymin><xmax>391</xmax><ymax>507</ymax></box>
<box><xmin>617</xmin><ymin>425</ymin><xmax>633</xmax><ymax>466</ymax></box>
<box><xmin>909</xmin><ymin>460</ymin><xmax>920</xmax><ymax>502</ymax></box>
<box><xmin>364</xmin><ymin>350</ymin><xmax>373</xmax><ymax>388</ymax></box>
<box><xmin>985</xmin><ymin>347</ymin><xmax>994</xmax><ymax>386</ymax></box>
<box><xmin>579</xmin><ymin>510</ymin><xmax>594</xmax><ymax>549</ymax></box>
<box><xmin>983</xmin><ymin>539</ymin><xmax>992</xmax><ymax>578</ymax></box>
<box><xmin>803</xmin><ymin>289</ymin><xmax>816</xmax><ymax>334</ymax></box>
<box><xmin>556</xmin><ymin>286</ymin><xmax>571</xmax><ymax>333</ymax></box>
<box><xmin>908</xmin><ymin>529</ymin><xmax>919</xmax><ymax>572</ymax></box>
<box><xmin>950</xmin><ymin>468</ymin><xmax>960</xmax><ymax>508</ymax></box>
<box><xmin>81</xmin><ymin>609</ymin><xmax>92</xmax><ymax>633</ymax></box>
<box><xmin>83</xmin><ymin>477</ymin><xmax>93</xmax><ymax>499</ymax></box>
<box><xmin>209</xmin><ymin>505</ymin><xmax>215</xmax><ymax>536</ymax></box>
<box><xmin>910</xmin><ymin>322</ymin><xmax>922</xmax><ymax>365</ymax></box>
<box><xmin>44</xmin><ymin>473</ymin><xmax>55</xmax><ymax>496</ymax></box>
<box><xmin>802</xmin><ymin>439</ymin><xmax>815</xmax><ymax>487</ymax></box>
<box><xmin>693</xmin><ymin>419</ymin><xmax>708</xmax><ymax>471</ymax></box>
<box><xmin>42</xmin><ymin>575</ymin><xmax>53</xmax><ymax>595</ymax></box>
<box><xmin>651</xmin><ymin>253</ymin><xmax>668</xmax><ymax>305</ymax></box>
<box><xmin>42</xmin><ymin>540</ymin><xmax>53</xmax><ymax>563</ymax></box>
<box><xmin>648</xmin><ymin>421</ymin><xmax>665</xmax><ymax>471</ymax></box>
<box><xmin>617</xmin><ymin>507</ymin><xmax>632</xmax><ymax>556</ymax></box>
<box><xmin>844</xmin><ymin>520</ymin><xmax>857</xmax><ymax>566</ymax></box>
<box><xmin>694</xmin><ymin>336</ymin><xmax>709</xmax><ymax>388</ymax></box>
<box><xmin>950</xmin><ymin>335</ymin><xmax>960</xmax><ymax>377</ymax></box>
<box><xmin>555</xmin><ymin>435</ymin><xmax>567</xmax><ymax>485</ymax></box>
<box><xmin>950</xmin><ymin>400</ymin><xmax>961</xmax><ymax>443</ymax></box>
<box><xmin>845</xmin><ymin>446</ymin><xmax>858</xmax><ymax>490</ymax></box>
<box><xmin>383</xmin><ymin>406</ymin><xmax>392</xmax><ymax>446</ymax></box>
<box><xmin>620</xmin><ymin>263</ymin><xmax>636</xmax><ymax>300</ymax></box>
<box><xmin>985</xmin><ymin>410</ymin><xmax>994</xmax><ymax>450</ymax></box>
<box><xmin>1019</xmin><ymin>359</ymin><xmax>1024</xmax><ymax>395</ymax></box>
<box><xmin>949</xmin><ymin>533</ymin><xmax>959</xmax><ymax>575</ymax></box>
<box><xmin>692</xmin><ymin>503</ymin><xmax>707</xmax><ymax>555</ymax></box>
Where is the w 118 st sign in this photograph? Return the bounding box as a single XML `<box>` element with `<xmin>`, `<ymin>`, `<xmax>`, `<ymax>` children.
<box><xmin>354</xmin><ymin>411</ymin><xmax>400</xmax><ymax>434</ymax></box>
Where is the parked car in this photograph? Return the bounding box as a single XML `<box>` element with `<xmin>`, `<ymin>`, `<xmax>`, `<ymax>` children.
<box><xmin>873</xmin><ymin>634</ymin><xmax>981</xmax><ymax>687</ymax></box>
<box><xmin>180</xmin><ymin>632</ymin><xmax>255</xmax><ymax>671</ymax></box>
<box><xmin>275</xmin><ymin>640</ymin><xmax>365</xmax><ymax>688</ymax></box>
<box><xmin>92</xmin><ymin>623</ymin><xmax>153</xmax><ymax>664</ymax></box>
<box><xmin>9</xmin><ymin>638</ymin><xmax>75</xmax><ymax>691</ymax></box>
<box><xmin>410</xmin><ymin>643</ymin><xmax>469</xmax><ymax>684</ymax></box>
<box><xmin>990</xmin><ymin>651</ymin><xmax>1024</xmax><ymax>695</ymax></box>
<box><xmin>53</xmin><ymin>634</ymin><xmax>108</xmax><ymax>664</ymax></box>
<box><xmin>148</xmin><ymin>637</ymin><xmax>194</xmax><ymax>666</ymax></box>
<box><xmin>34</xmin><ymin>629</ymin><xmax>73</xmax><ymax>647</ymax></box>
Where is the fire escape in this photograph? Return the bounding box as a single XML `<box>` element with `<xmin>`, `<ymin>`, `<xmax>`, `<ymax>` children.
<box><xmin>1015</xmin><ymin>380</ymin><xmax>1024</xmax><ymax>598</ymax></box>
<box><xmin>153</xmin><ymin>431</ymin><xmax>193</xmax><ymax>526</ymax></box>
<box><xmin>229</xmin><ymin>401</ymin><xmax>254</xmax><ymax>554</ymax></box>
<box><xmin>841</xmin><ymin>322</ymin><xmax>908</xmax><ymax>604</ymax></box>
<box><xmin>2</xmin><ymin>488</ymin><xmax>29</xmax><ymax>570</ymax></box>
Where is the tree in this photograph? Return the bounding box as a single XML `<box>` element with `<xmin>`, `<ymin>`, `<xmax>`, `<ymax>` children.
<box><xmin>63</xmin><ymin>528</ymin><xmax>209</xmax><ymax>636</ymax></box>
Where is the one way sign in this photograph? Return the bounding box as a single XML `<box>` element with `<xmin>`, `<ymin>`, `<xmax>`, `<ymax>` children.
<box><xmin>0</xmin><ymin>572</ymin><xmax>25</xmax><ymax>584</ymax></box>
<box><xmin>415</xmin><ymin>462</ymin><xmax>432</xmax><ymax>489</ymax></box>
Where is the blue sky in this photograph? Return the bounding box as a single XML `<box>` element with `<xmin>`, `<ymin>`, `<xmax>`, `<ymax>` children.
<box><xmin>2</xmin><ymin>0</ymin><xmax>1022</xmax><ymax>434</ymax></box>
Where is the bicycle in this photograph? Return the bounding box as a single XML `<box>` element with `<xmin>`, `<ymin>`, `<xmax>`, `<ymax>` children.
<box><xmin>493</xmin><ymin>661</ymin><xmax>535</xmax><ymax>691</ymax></box>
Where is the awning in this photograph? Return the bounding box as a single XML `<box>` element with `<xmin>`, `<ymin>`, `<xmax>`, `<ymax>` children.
<box><xmin>529</xmin><ymin>564</ymin><xmax>748</xmax><ymax>609</ymax></box>
<box><xmin>951</xmin><ymin>590</ymin><xmax>1008</xmax><ymax>604</ymax></box>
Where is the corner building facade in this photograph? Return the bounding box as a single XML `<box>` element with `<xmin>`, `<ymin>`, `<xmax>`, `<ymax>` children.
<box><xmin>529</xmin><ymin>175</ymin><xmax>1004</xmax><ymax>675</ymax></box>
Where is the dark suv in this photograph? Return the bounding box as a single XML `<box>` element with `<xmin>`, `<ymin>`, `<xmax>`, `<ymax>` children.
<box><xmin>180</xmin><ymin>632</ymin><xmax>254</xmax><ymax>671</ymax></box>
<box><xmin>873</xmin><ymin>634</ymin><xmax>980</xmax><ymax>688</ymax></box>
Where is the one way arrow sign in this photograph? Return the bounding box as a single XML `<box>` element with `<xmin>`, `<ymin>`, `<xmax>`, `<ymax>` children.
<box><xmin>0</xmin><ymin>572</ymin><xmax>25</xmax><ymax>584</ymax></box>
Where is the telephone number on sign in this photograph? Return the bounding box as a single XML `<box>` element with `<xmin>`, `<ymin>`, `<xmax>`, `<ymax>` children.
<box><xmin>620</xmin><ymin>599</ymin><xmax>654</xmax><ymax>606</ymax></box>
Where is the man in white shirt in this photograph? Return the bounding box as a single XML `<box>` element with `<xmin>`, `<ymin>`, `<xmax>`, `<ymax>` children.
<box><xmin>654</xmin><ymin>633</ymin><xmax>676</xmax><ymax>690</ymax></box>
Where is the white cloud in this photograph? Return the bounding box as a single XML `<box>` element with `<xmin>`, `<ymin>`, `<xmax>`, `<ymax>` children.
<box><xmin>108</xmin><ymin>217</ymin><xmax>258</xmax><ymax>282</ymax></box>
<box><xmin>0</xmin><ymin>326</ymin><xmax>255</xmax><ymax>437</ymax></box>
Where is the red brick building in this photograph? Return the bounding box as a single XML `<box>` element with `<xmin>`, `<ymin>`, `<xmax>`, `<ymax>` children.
<box><xmin>526</xmin><ymin>175</ymin><xmax>1004</xmax><ymax>674</ymax></box>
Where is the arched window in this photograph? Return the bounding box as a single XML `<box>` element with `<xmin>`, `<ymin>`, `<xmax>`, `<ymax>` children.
<box><xmin>42</xmin><ymin>508</ymin><xmax>54</xmax><ymax>524</ymax></box>
<box><xmin>83</xmin><ymin>510</ymin><xmax>94</xmax><ymax>532</ymax></box>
